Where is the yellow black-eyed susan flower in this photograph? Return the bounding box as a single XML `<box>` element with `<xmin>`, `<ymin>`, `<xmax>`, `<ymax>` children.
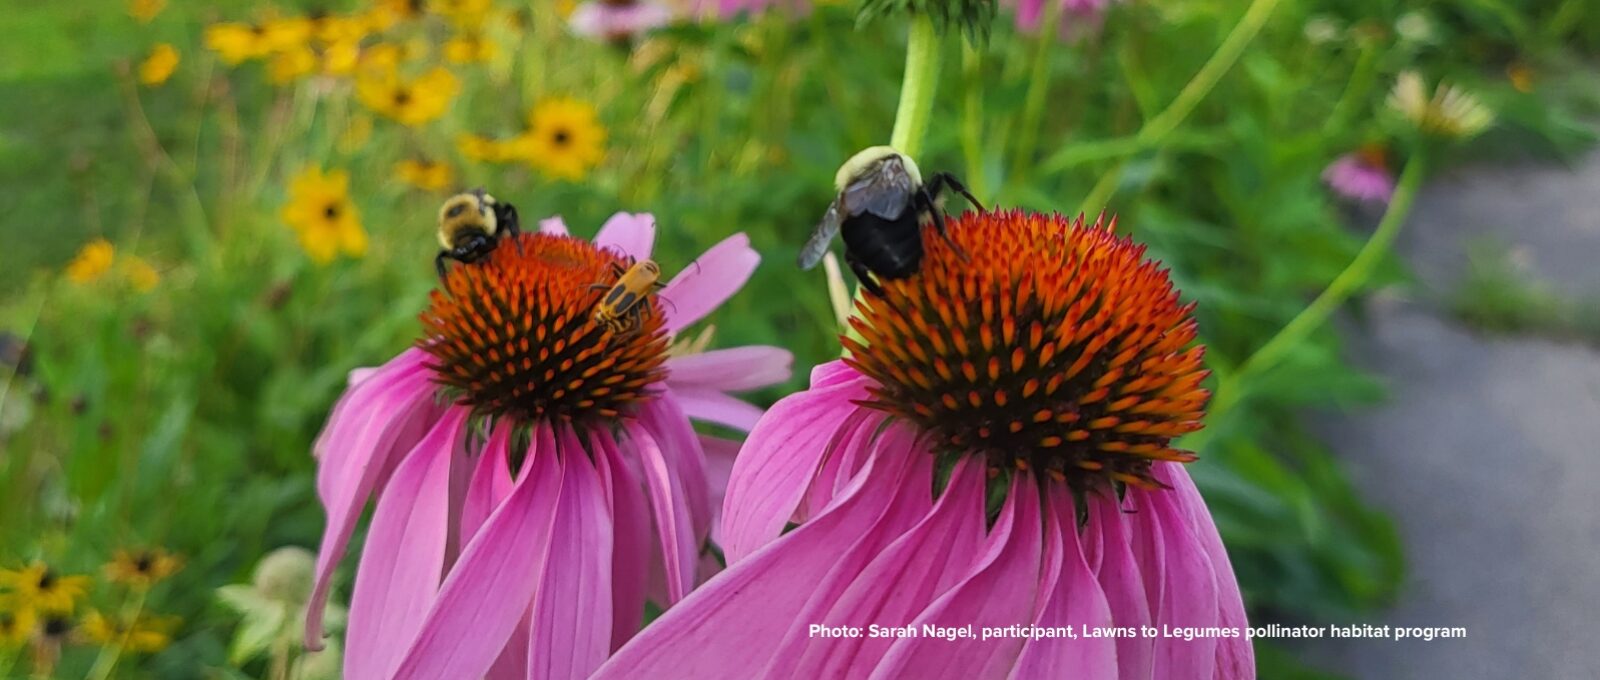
<box><xmin>204</xmin><ymin>23</ymin><xmax>271</xmax><ymax>64</ymax></box>
<box><xmin>0</xmin><ymin>563</ymin><xmax>89</xmax><ymax>613</ymax></box>
<box><xmin>268</xmin><ymin>46</ymin><xmax>318</xmax><ymax>84</ymax></box>
<box><xmin>128</xmin><ymin>0</ymin><xmax>165</xmax><ymax>23</ymax></box>
<box><xmin>443</xmin><ymin>30</ymin><xmax>496</xmax><ymax>64</ymax></box>
<box><xmin>65</xmin><ymin>239</ymin><xmax>115</xmax><ymax>284</ymax></box>
<box><xmin>456</xmin><ymin>132</ymin><xmax>507</xmax><ymax>162</ymax></box>
<box><xmin>0</xmin><ymin>601</ymin><xmax>34</xmax><ymax>647</ymax></box>
<box><xmin>356</xmin><ymin>66</ymin><xmax>460</xmax><ymax>126</ymax></box>
<box><xmin>517</xmin><ymin>97</ymin><xmax>606</xmax><ymax>181</ymax></box>
<box><xmin>395</xmin><ymin>159</ymin><xmax>456</xmax><ymax>191</ymax></box>
<box><xmin>80</xmin><ymin>610</ymin><xmax>179</xmax><ymax>653</ymax></box>
<box><xmin>281</xmin><ymin>167</ymin><xmax>367</xmax><ymax>264</ymax></box>
<box><xmin>103</xmin><ymin>548</ymin><xmax>182</xmax><ymax>589</ymax></box>
<box><xmin>138</xmin><ymin>43</ymin><xmax>178</xmax><ymax>86</ymax></box>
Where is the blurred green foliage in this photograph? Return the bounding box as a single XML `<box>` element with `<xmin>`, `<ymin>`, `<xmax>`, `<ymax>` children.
<box><xmin>1</xmin><ymin>0</ymin><xmax>1596</xmax><ymax>676</ymax></box>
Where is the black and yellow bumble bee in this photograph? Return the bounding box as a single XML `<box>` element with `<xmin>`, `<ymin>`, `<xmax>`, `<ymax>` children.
<box><xmin>797</xmin><ymin>145</ymin><xmax>982</xmax><ymax>296</ymax></box>
<box><xmin>591</xmin><ymin>260</ymin><xmax>667</xmax><ymax>335</ymax></box>
<box><xmin>435</xmin><ymin>189</ymin><xmax>521</xmax><ymax>278</ymax></box>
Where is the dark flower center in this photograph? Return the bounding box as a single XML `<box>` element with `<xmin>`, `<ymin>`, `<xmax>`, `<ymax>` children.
<box><xmin>393</xmin><ymin>89</ymin><xmax>413</xmax><ymax>108</ymax></box>
<box><xmin>38</xmin><ymin>570</ymin><xmax>55</xmax><ymax>590</ymax></box>
<box><xmin>551</xmin><ymin>128</ymin><xmax>572</xmax><ymax>147</ymax></box>
<box><xmin>420</xmin><ymin>233</ymin><xmax>669</xmax><ymax>425</ymax></box>
<box><xmin>845</xmin><ymin>210</ymin><xmax>1209</xmax><ymax>492</ymax></box>
<box><xmin>323</xmin><ymin>203</ymin><xmax>341</xmax><ymax>220</ymax></box>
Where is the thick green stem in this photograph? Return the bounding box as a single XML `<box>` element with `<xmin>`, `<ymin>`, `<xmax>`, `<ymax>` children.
<box><xmin>890</xmin><ymin>16</ymin><xmax>942</xmax><ymax>158</ymax></box>
<box><xmin>1009</xmin><ymin>0</ymin><xmax>1065</xmax><ymax>185</ymax></box>
<box><xmin>960</xmin><ymin>39</ymin><xmax>988</xmax><ymax>201</ymax></box>
<box><xmin>1205</xmin><ymin>155</ymin><xmax>1428</xmax><ymax>429</ymax></box>
<box><xmin>1077</xmin><ymin>0</ymin><xmax>1283</xmax><ymax>215</ymax></box>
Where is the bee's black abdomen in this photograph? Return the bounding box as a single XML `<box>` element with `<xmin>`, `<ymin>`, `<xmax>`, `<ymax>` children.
<box><xmin>842</xmin><ymin>210</ymin><xmax>924</xmax><ymax>280</ymax></box>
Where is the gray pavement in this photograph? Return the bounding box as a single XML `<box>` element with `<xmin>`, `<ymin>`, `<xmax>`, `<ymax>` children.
<box><xmin>1301</xmin><ymin>154</ymin><xmax>1600</xmax><ymax>678</ymax></box>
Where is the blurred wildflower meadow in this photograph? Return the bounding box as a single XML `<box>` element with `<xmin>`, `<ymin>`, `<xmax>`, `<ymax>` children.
<box><xmin>1</xmin><ymin>0</ymin><xmax>1598</xmax><ymax>676</ymax></box>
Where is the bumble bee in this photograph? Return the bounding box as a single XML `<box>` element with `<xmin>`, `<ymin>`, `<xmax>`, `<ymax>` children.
<box><xmin>797</xmin><ymin>146</ymin><xmax>982</xmax><ymax>296</ymax></box>
<box><xmin>435</xmin><ymin>189</ymin><xmax>521</xmax><ymax>278</ymax></box>
<box><xmin>591</xmin><ymin>260</ymin><xmax>667</xmax><ymax>334</ymax></box>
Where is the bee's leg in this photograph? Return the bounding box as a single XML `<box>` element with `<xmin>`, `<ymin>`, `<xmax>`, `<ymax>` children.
<box><xmin>919</xmin><ymin>180</ymin><xmax>969</xmax><ymax>262</ymax></box>
<box><xmin>435</xmin><ymin>253</ymin><xmax>450</xmax><ymax>279</ymax></box>
<box><xmin>500</xmin><ymin>204</ymin><xmax>524</xmax><ymax>254</ymax></box>
<box><xmin>847</xmin><ymin>252</ymin><xmax>885</xmax><ymax>297</ymax></box>
<box><xmin>933</xmin><ymin>172</ymin><xmax>984</xmax><ymax>212</ymax></box>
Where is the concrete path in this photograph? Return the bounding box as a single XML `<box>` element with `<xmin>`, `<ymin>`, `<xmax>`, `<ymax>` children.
<box><xmin>1301</xmin><ymin>154</ymin><xmax>1600</xmax><ymax>677</ymax></box>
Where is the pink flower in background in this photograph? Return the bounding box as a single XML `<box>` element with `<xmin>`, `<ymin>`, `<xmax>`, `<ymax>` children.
<box><xmin>569</xmin><ymin>1</ymin><xmax>674</xmax><ymax>42</ymax></box>
<box><xmin>595</xmin><ymin>211</ymin><xmax>1253</xmax><ymax>679</ymax></box>
<box><xmin>305</xmin><ymin>213</ymin><xmax>791</xmax><ymax>680</ymax></box>
<box><xmin>1010</xmin><ymin>0</ymin><xmax>1118</xmax><ymax>39</ymax></box>
<box><xmin>1323</xmin><ymin>145</ymin><xmax>1396</xmax><ymax>205</ymax></box>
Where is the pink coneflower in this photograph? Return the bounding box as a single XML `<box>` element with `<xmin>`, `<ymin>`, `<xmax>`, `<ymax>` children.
<box><xmin>595</xmin><ymin>211</ymin><xmax>1253</xmax><ymax>679</ymax></box>
<box><xmin>1010</xmin><ymin>0</ymin><xmax>1118</xmax><ymax>39</ymax></box>
<box><xmin>305</xmin><ymin>212</ymin><xmax>791</xmax><ymax>680</ymax></box>
<box><xmin>569</xmin><ymin>1</ymin><xmax>673</xmax><ymax>42</ymax></box>
<box><xmin>1322</xmin><ymin>145</ymin><xmax>1395</xmax><ymax>205</ymax></box>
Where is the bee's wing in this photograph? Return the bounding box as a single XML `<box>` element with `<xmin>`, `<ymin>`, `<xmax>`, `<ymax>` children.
<box><xmin>842</xmin><ymin>162</ymin><xmax>917</xmax><ymax>221</ymax></box>
<box><xmin>797</xmin><ymin>199</ymin><xmax>844</xmax><ymax>270</ymax></box>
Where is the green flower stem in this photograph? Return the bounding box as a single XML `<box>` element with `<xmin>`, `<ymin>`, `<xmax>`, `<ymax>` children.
<box><xmin>890</xmin><ymin>15</ymin><xmax>942</xmax><ymax>159</ymax></box>
<box><xmin>1009</xmin><ymin>0</ymin><xmax>1066</xmax><ymax>186</ymax></box>
<box><xmin>1204</xmin><ymin>154</ymin><xmax>1428</xmax><ymax>430</ymax></box>
<box><xmin>1076</xmin><ymin>0</ymin><xmax>1283</xmax><ymax>215</ymax></box>
<box><xmin>86</xmin><ymin>589</ymin><xmax>147</xmax><ymax>680</ymax></box>
<box><xmin>960</xmin><ymin>39</ymin><xmax>989</xmax><ymax>201</ymax></box>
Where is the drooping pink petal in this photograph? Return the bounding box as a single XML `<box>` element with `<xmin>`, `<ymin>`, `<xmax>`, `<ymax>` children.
<box><xmin>624</xmin><ymin>420</ymin><xmax>696</xmax><ymax>604</ymax></box>
<box><xmin>527</xmin><ymin>427</ymin><xmax>614</xmax><ymax>680</ymax></box>
<box><xmin>665</xmin><ymin>346</ymin><xmax>793</xmax><ymax>392</ymax></box>
<box><xmin>719</xmin><ymin>367</ymin><xmax>872</xmax><ymax>563</ymax></box>
<box><xmin>592</xmin><ymin>212</ymin><xmax>656</xmax><ymax>260</ymax></box>
<box><xmin>660</xmin><ymin>232</ymin><xmax>759</xmax><ymax>333</ymax></box>
<box><xmin>390</xmin><ymin>426</ymin><xmax>563</xmax><ymax>680</ymax></box>
<box><xmin>539</xmin><ymin>216</ymin><xmax>569</xmax><ymax>235</ymax></box>
<box><xmin>795</xmin><ymin>409</ymin><xmax>882</xmax><ymax>523</ymax></box>
<box><xmin>307</xmin><ymin>350</ymin><xmax>440</xmax><ymax>650</ymax></box>
<box><xmin>1008</xmin><ymin>485</ymin><xmax>1118</xmax><ymax>679</ymax></box>
<box><xmin>593</xmin><ymin>430</ymin><xmax>652</xmax><ymax>650</ymax></box>
<box><xmin>699</xmin><ymin>434</ymin><xmax>738</xmax><ymax>543</ymax></box>
<box><xmin>868</xmin><ymin>475</ymin><xmax>1044</xmax><ymax>680</ymax></box>
<box><xmin>1126</xmin><ymin>476</ymin><xmax>1222</xmax><ymax>679</ymax></box>
<box><xmin>485</xmin><ymin>608</ymin><xmax>531</xmax><ymax>680</ymax></box>
<box><xmin>345</xmin><ymin>409</ymin><xmax>467</xmax><ymax>680</ymax></box>
<box><xmin>460</xmin><ymin>423</ymin><xmax>516</xmax><ymax>546</ymax></box>
<box><xmin>766</xmin><ymin>459</ymin><xmax>986</xmax><ymax>678</ymax></box>
<box><xmin>1086</xmin><ymin>492</ymin><xmax>1155</xmax><ymax>678</ymax></box>
<box><xmin>592</xmin><ymin>447</ymin><xmax>915</xmax><ymax>679</ymax></box>
<box><xmin>1157</xmin><ymin>463</ymin><xmax>1254</xmax><ymax>678</ymax></box>
<box><xmin>641</xmin><ymin>397</ymin><xmax>711</xmax><ymax>544</ymax></box>
<box><xmin>669</xmin><ymin>387</ymin><xmax>765</xmax><ymax>432</ymax></box>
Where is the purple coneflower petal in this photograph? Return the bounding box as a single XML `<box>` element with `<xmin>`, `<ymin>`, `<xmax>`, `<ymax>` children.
<box><xmin>1009</xmin><ymin>486</ymin><xmax>1117</xmax><ymax>678</ymax></box>
<box><xmin>526</xmin><ymin>427</ymin><xmax>614</xmax><ymax>680</ymax></box>
<box><xmin>641</xmin><ymin>398</ymin><xmax>712</xmax><ymax>543</ymax></box>
<box><xmin>345</xmin><ymin>409</ymin><xmax>468</xmax><ymax>680</ymax></box>
<box><xmin>1086</xmin><ymin>492</ymin><xmax>1156</xmax><ymax>677</ymax></box>
<box><xmin>593</xmin><ymin>212</ymin><xmax>656</xmax><ymax>260</ymax></box>
<box><xmin>595</xmin><ymin>432</ymin><xmax>652</xmax><ymax>650</ymax></box>
<box><xmin>1160</xmin><ymin>463</ymin><xmax>1255</xmax><ymax>677</ymax></box>
<box><xmin>668</xmin><ymin>387</ymin><xmax>765</xmax><ymax>431</ymax></box>
<box><xmin>390</xmin><ymin>426</ymin><xmax>562</xmax><ymax>680</ymax></box>
<box><xmin>666</xmin><ymin>346</ymin><xmax>793</xmax><ymax>392</ymax></box>
<box><xmin>770</xmin><ymin>459</ymin><xmax>986</xmax><ymax>677</ymax></box>
<box><xmin>660</xmin><ymin>233</ymin><xmax>759</xmax><ymax>334</ymax></box>
<box><xmin>624</xmin><ymin>420</ymin><xmax>696</xmax><ymax>604</ymax></box>
<box><xmin>592</xmin><ymin>444</ymin><xmax>915</xmax><ymax>679</ymax></box>
<box><xmin>868</xmin><ymin>475</ymin><xmax>1043</xmax><ymax>680</ymax></box>
<box><xmin>308</xmin><ymin>349</ymin><xmax>439</xmax><ymax>650</ymax></box>
<box><xmin>1128</xmin><ymin>484</ymin><xmax>1220</xmax><ymax>680</ymax></box>
<box><xmin>461</xmin><ymin>424</ymin><xmax>516</xmax><ymax>545</ymax></box>
<box><xmin>719</xmin><ymin>366</ymin><xmax>872</xmax><ymax>563</ymax></box>
<box><xmin>538</xmin><ymin>216</ymin><xmax>569</xmax><ymax>235</ymax></box>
